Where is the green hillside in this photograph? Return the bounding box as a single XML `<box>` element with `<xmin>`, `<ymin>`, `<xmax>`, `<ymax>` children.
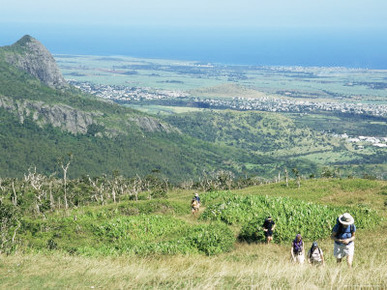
<box><xmin>1</xmin><ymin>178</ymin><xmax>386</xmax><ymax>288</ymax></box>
<box><xmin>1</xmin><ymin>39</ymin><xmax>312</xmax><ymax>181</ymax></box>
<box><xmin>163</xmin><ymin>110</ymin><xmax>387</xmax><ymax>177</ymax></box>
<box><xmin>164</xmin><ymin>110</ymin><xmax>333</xmax><ymax>153</ymax></box>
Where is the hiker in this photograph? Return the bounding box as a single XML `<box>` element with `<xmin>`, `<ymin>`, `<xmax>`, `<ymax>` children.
<box><xmin>193</xmin><ymin>193</ymin><xmax>201</xmax><ymax>206</ymax></box>
<box><xmin>291</xmin><ymin>234</ymin><xmax>305</xmax><ymax>264</ymax></box>
<box><xmin>307</xmin><ymin>241</ymin><xmax>324</xmax><ymax>266</ymax></box>
<box><xmin>331</xmin><ymin>213</ymin><xmax>356</xmax><ymax>267</ymax></box>
<box><xmin>191</xmin><ymin>197</ymin><xmax>199</xmax><ymax>215</ymax></box>
<box><xmin>262</xmin><ymin>216</ymin><xmax>276</xmax><ymax>244</ymax></box>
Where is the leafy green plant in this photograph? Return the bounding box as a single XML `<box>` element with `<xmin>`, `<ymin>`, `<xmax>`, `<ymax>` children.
<box><xmin>200</xmin><ymin>191</ymin><xmax>380</xmax><ymax>243</ymax></box>
<box><xmin>187</xmin><ymin>222</ymin><xmax>235</xmax><ymax>255</ymax></box>
<box><xmin>0</xmin><ymin>203</ymin><xmax>21</xmax><ymax>253</ymax></box>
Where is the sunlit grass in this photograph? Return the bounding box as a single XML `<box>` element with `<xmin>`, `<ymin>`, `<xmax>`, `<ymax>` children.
<box><xmin>1</xmin><ymin>179</ymin><xmax>386</xmax><ymax>288</ymax></box>
<box><xmin>1</xmin><ymin>237</ymin><xmax>386</xmax><ymax>289</ymax></box>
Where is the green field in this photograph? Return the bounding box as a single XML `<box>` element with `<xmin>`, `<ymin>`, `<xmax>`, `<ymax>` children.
<box><xmin>56</xmin><ymin>54</ymin><xmax>387</xmax><ymax>103</ymax></box>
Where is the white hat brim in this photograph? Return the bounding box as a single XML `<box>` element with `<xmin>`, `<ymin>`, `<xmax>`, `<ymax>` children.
<box><xmin>339</xmin><ymin>214</ymin><xmax>354</xmax><ymax>225</ymax></box>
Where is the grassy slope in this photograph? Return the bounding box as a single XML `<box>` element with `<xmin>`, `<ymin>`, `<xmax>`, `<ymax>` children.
<box><xmin>0</xmin><ymin>179</ymin><xmax>386</xmax><ymax>288</ymax></box>
<box><xmin>163</xmin><ymin>110</ymin><xmax>333</xmax><ymax>153</ymax></box>
<box><xmin>164</xmin><ymin>110</ymin><xmax>354</xmax><ymax>162</ymax></box>
<box><xmin>164</xmin><ymin>110</ymin><xmax>387</xmax><ymax>178</ymax></box>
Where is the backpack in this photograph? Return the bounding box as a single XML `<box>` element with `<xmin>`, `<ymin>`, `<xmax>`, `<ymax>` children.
<box><xmin>334</xmin><ymin>219</ymin><xmax>355</xmax><ymax>236</ymax></box>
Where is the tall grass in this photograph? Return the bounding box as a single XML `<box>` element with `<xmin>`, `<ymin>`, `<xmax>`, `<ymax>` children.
<box><xmin>1</xmin><ymin>240</ymin><xmax>386</xmax><ymax>289</ymax></box>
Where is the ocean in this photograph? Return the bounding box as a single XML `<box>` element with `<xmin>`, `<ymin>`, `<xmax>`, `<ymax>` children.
<box><xmin>1</xmin><ymin>24</ymin><xmax>387</xmax><ymax>69</ymax></box>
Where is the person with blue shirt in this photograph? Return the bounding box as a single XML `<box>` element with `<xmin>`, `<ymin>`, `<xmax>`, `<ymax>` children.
<box><xmin>194</xmin><ymin>193</ymin><xmax>201</xmax><ymax>205</ymax></box>
<box><xmin>331</xmin><ymin>213</ymin><xmax>356</xmax><ymax>267</ymax></box>
<box><xmin>191</xmin><ymin>193</ymin><xmax>201</xmax><ymax>215</ymax></box>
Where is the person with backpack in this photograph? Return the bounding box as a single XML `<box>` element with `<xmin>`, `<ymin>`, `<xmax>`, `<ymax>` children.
<box><xmin>193</xmin><ymin>193</ymin><xmax>201</xmax><ymax>206</ymax></box>
<box><xmin>290</xmin><ymin>234</ymin><xmax>305</xmax><ymax>264</ymax></box>
<box><xmin>191</xmin><ymin>198</ymin><xmax>199</xmax><ymax>214</ymax></box>
<box><xmin>331</xmin><ymin>213</ymin><xmax>356</xmax><ymax>267</ymax></box>
<box><xmin>262</xmin><ymin>216</ymin><xmax>276</xmax><ymax>244</ymax></box>
<box><xmin>191</xmin><ymin>193</ymin><xmax>200</xmax><ymax>215</ymax></box>
<box><xmin>307</xmin><ymin>241</ymin><xmax>325</xmax><ymax>266</ymax></box>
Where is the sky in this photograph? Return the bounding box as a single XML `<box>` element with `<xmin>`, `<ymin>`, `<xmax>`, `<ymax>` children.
<box><xmin>1</xmin><ymin>0</ymin><xmax>386</xmax><ymax>29</ymax></box>
<box><xmin>1</xmin><ymin>0</ymin><xmax>387</xmax><ymax>68</ymax></box>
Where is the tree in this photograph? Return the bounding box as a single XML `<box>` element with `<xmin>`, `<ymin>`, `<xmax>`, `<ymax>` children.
<box><xmin>58</xmin><ymin>153</ymin><xmax>73</xmax><ymax>210</ymax></box>
<box><xmin>292</xmin><ymin>168</ymin><xmax>301</xmax><ymax>188</ymax></box>
<box><xmin>284</xmin><ymin>168</ymin><xmax>289</xmax><ymax>187</ymax></box>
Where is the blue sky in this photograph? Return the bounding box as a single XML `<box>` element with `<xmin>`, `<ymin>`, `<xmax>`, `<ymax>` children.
<box><xmin>1</xmin><ymin>0</ymin><xmax>386</xmax><ymax>29</ymax></box>
<box><xmin>1</xmin><ymin>0</ymin><xmax>386</xmax><ymax>68</ymax></box>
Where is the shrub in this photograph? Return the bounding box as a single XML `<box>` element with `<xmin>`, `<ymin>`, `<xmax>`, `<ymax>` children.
<box><xmin>187</xmin><ymin>223</ymin><xmax>235</xmax><ymax>255</ymax></box>
<box><xmin>200</xmin><ymin>191</ymin><xmax>381</xmax><ymax>244</ymax></box>
<box><xmin>0</xmin><ymin>203</ymin><xmax>21</xmax><ymax>253</ymax></box>
<box><xmin>91</xmin><ymin>215</ymin><xmax>234</xmax><ymax>256</ymax></box>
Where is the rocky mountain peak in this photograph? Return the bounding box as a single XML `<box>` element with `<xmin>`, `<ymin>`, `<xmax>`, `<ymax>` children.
<box><xmin>4</xmin><ymin>35</ymin><xmax>68</xmax><ymax>89</ymax></box>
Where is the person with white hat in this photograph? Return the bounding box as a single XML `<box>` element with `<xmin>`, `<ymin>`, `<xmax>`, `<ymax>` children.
<box><xmin>191</xmin><ymin>193</ymin><xmax>201</xmax><ymax>215</ymax></box>
<box><xmin>331</xmin><ymin>213</ymin><xmax>356</xmax><ymax>267</ymax></box>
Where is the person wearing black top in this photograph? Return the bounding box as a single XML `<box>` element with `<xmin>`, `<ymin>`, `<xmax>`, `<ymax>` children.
<box><xmin>262</xmin><ymin>216</ymin><xmax>276</xmax><ymax>244</ymax></box>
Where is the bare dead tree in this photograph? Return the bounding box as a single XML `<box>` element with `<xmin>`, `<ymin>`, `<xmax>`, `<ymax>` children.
<box><xmin>285</xmin><ymin>168</ymin><xmax>289</xmax><ymax>187</ymax></box>
<box><xmin>292</xmin><ymin>168</ymin><xmax>301</xmax><ymax>188</ymax></box>
<box><xmin>131</xmin><ymin>174</ymin><xmax>143</xmax><ymax>201</ymax></box>
<box><xmin>107</xmin><ymin>176</ymin><xmax>121</xmax><ymax>203</ymax></box>
<box><xmin>180</xmin><ymin>179</ymin><xmax>194</xmax><ymax>190</ymax></box>
<box><xmin>11</xmin><ymin>181</ymin><xmax>17</xmax><ymax>206</ymax></box>
<box><xmin>11</xmin><ymin>220</ymin><xmax>21</xmax><ymax>244</ymax></box>
<box><xmin>24</xmin><ymin>167</ymin><xmax>48</xmax><ymax>214</ymax></box>
<box><xmin>59</xmin><ymin>154</ymin><xmax>73</xmax><ymax>210</ymax></box>
<box><xmin>49</xmin><ymin>181</ymin><xmax>55</xmax><ymax>210</ymax></box>
<box><xmin>88</xmin><ymin>176</ymin><xmax>106</xmax><ymax>204</ymax></box>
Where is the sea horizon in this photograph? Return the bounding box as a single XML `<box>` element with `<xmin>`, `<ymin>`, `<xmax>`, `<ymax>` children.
<box><xmin>1</xmin><ymin>24</ymin><xmax>387</xmax><ymax>69</ymax></box>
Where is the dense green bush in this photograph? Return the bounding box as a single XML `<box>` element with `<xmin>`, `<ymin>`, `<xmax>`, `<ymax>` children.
<box><xmin>93</xmin><ymin>215</ymin><xmax>235</xmax><ymax>256</ymax></box>
<box><xmin>19</xmin><ymin>213</ymin><xmax>235</xmax><ymax>256</ymax></box>
<box><xmin>200</xmin><ymin>191</ymin><xmax>381</xmax><ymax>243</ymax></box>
<box><xmin>187</xmin><ymin>222</ymin><xmax>235</xmax><ymax>255</ymax></box>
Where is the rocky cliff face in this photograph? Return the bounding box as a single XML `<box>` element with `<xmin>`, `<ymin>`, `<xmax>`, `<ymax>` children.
<box><xmin>0</xmin><ymin>96</ymin><xmax>100</xmax><ymax>134</ymax></box>
<box><xmin>0</xmin><ymin>35</ymin><xmax>179</xmax><ymax>137</ymax></box>
<box><xmin>130</xmin><ymin>116</ymin><xmax>180</xmax><ymax>134</ymax></box>
<box><xmin>4</xmin><ymin>35</ymin><xmax>68</xmax><ymax>89</ymax></box>
<box><xmin>0</xmin><ymin>95</ymin><xmax>179</xmax><ymax>136</ymax></box>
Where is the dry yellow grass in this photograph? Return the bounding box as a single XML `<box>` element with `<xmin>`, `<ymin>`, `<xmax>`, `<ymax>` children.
<box><xmin>1</xmin><ymin>233</ymin><xmax>386</xmax><ymax>289</ymax></box>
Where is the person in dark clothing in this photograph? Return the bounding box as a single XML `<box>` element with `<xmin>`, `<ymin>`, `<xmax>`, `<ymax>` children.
<box><xmin>262</xmin><ymin>216</ymin><xmax>276</xmax><ymax>244</ymax></box>
<box><xmin>194</xmin><ymin>193</ymin><xmax>201</xmax><ymax>205</ymax></box>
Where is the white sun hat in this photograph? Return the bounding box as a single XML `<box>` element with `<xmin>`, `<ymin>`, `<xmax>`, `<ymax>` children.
<box><xmin>338</xmin><ymin>213</ymin><xmax>354</xmax><ymax>226</ymax></box>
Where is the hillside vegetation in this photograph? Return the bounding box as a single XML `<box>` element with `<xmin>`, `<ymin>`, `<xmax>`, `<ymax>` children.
<box><xmin>164</xmin><ymin>110</ymin><xmax>387</xmax><ymax>178</ymax></box>
<box><xmin>1</xmin><ymin>36</ymin><xmax>300</xmax><ymax>181</ymax></box>
<box><xmin>1</xmin><ymin>36</ymin><xmax>386</xmax><ymax>181</ymax></box>
<box><xmin>0</xmin><ymin>178</ymin><xmax>386</xmax><ymax>288</ymax></box>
